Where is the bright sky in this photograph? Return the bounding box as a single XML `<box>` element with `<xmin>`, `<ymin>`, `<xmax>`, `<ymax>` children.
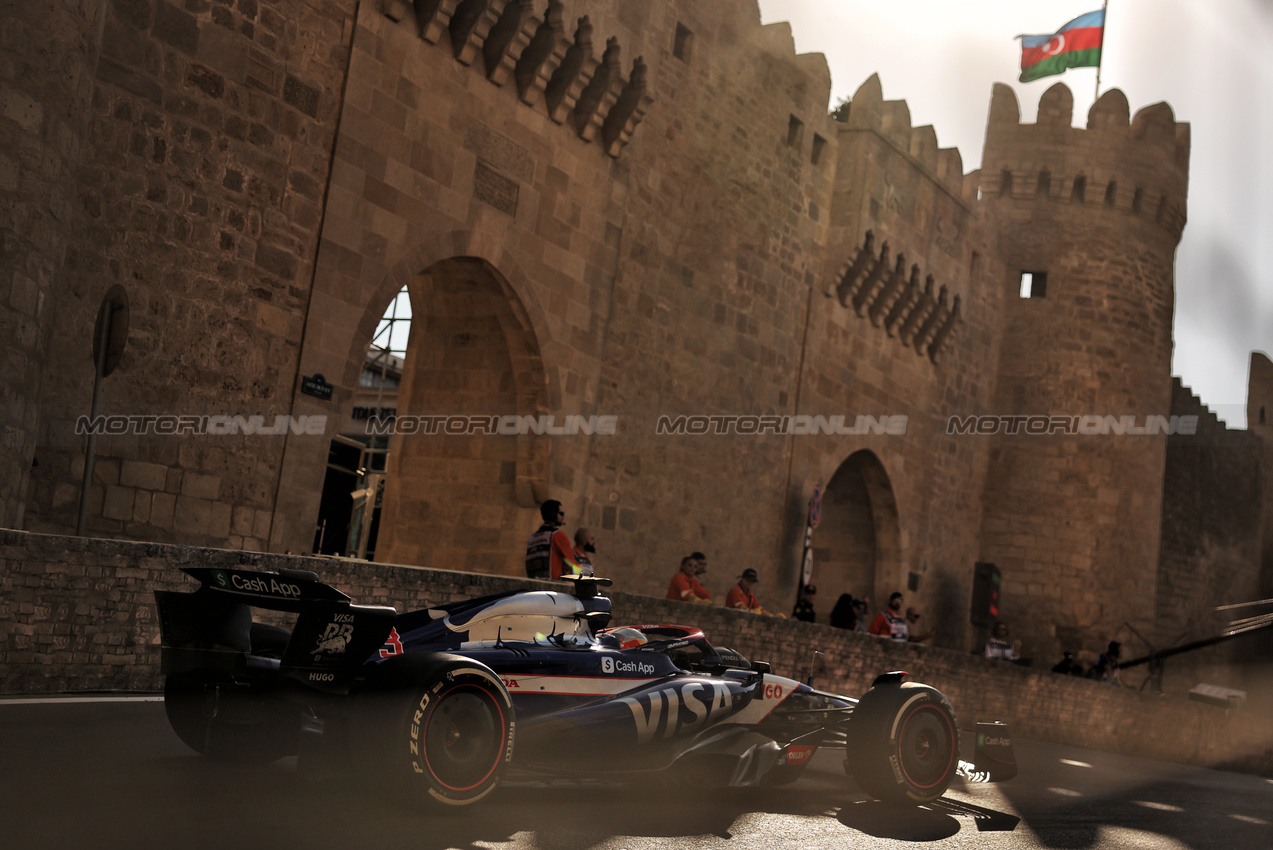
<box><xmin>758</xmin><ymin>0</ymin><xmax>1273</xmax><ymax>426</ymax></box>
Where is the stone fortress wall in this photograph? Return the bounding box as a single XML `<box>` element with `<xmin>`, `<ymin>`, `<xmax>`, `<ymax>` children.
<box><xmin>1</xmin><ymin>0</ymin><xmax>1268</xmax><ymax>672</ymax></box>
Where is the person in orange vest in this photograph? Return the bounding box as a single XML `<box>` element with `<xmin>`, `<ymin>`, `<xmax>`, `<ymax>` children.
<box><xmin>868</xmin><ymin>592</ymin><xmax>909</xmax><ymax>640</ymax></box>
<box><xmin>524</xmin><ymin>500</ymin><xmax>583</xmax><ymax>580</ymax></box>
<box><xmin>667</xmin><ymin>555</ymin><xmax>712</xmax><ymax>604</ymax></box>
<box><xmin>725</xmin><ymin>568</ymin><xmax>769</xmax><ymax>614</ymax></box>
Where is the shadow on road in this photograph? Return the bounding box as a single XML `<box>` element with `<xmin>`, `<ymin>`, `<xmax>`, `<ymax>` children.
<box><xmin>836</xmin><ymin>800</ymin><xmax>962</xmax><ymax>840</ymax></box>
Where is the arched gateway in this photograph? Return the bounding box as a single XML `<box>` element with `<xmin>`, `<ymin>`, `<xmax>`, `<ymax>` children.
<box><xmin>811</xmin><ymin>451</ymin><xmax>903</xmax><ymax>619</ymax></box>
<box><xmin>321</xmin><ymin>254</ymin><xmax>551</xmax><ymax>575</ymax></box>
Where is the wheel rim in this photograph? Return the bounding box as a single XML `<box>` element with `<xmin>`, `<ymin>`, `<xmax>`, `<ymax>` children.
<box><xmin>896</xmin><ymin>705</ymin><xmax>955</xmax><ymax>790</ymax></box>
<box><xmin>422</xmin><ymin>685</ymin><xmax>505</xmax><ymax>792</ymax></box>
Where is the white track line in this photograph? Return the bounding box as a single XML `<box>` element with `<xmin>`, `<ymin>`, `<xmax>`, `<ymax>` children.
<box><xmin>0</xmin><ymin>695</ymin><xmax>163</xmax><ymax>706</ymax></box>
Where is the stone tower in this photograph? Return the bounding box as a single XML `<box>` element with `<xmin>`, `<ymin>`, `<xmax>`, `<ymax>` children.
<box><xmin>977</xmin><ymin>83</ymin><xmax>1190</xmax><ymax>660</ymax></box>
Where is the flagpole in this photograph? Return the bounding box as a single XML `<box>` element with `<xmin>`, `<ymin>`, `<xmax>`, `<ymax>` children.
<box><xmin>1094</xmin><ymin>0</ymin><xmax>1109</xmax><ymax>101</ymax></box>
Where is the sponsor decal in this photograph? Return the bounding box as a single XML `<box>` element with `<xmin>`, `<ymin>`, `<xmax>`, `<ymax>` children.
<box><xmin>230</xmin><ymin>573</ymin><xmax>301</xmax><ymax>598</ymax></box>
<box><xmin>608</xmin><ymin>657</ymin><xmax>657</xmax><ymax>676</ymax></box>
<box><xmin>501</xmin><ymin>677</ymin><xmax>521</xmax><ymax>690</ymax></box>
<box><xmin>314</xmin><ymin>621</ymin><xmax>354</xmax><ymax>655</ymax></box>
<box><xmin>211</xmin><ymin>570</ymin><xmax>229</xmax><ymax>589</ymax></box>
<box><xmin>379</xmin><ymin>627</ymin><xmax>403</xmax><ymax>658</ymax></box>
<box><xmin>409</xmin><ymin>682</ymin><xmax>441</xmax><ymax>767</ymax></box>
<box><xmin>784</xmin><ymin>745</ymin><xmax>816</xmax><ymax>766</ymax></box>
<box><xmin>618</xmin><ymin>681</ymin><xmax>734</xmax><ymax>744</ymax></box>
<box><xmin>763</xmin><ymin>682</ymin><xmax>785</xmax><ymax>701</ymax></box>
<box><xmin>309</xmin><ymin>672</ymin><xmax>334</xmax><ymax>682</ymax></box>
<box><xmin>640</xmin><ymin>638</ymin><xmax>691</xmax><ymax>652</ymax></box>
<box><xmin>981</xmin><ymin>735</ymin><xmax>1011</xmax><ymax>748</ymax></box>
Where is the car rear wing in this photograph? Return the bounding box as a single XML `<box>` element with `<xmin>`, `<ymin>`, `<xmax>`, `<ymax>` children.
<box><xmin>155</xmin><ymin>566</ymin><xmax>396</xmax><ymax>693</ymax></box>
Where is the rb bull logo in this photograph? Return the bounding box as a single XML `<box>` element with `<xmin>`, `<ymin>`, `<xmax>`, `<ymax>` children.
<box><xmin>618</xmin><ymin>680</ymin><xmax>735</xmax><ymax>744</ymax></box>
<box><xmin>314</xmin><ymin>621</ymin><xmax>354</xmax><ymax>655</ymax></box>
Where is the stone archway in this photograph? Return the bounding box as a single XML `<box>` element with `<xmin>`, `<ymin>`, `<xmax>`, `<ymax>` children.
<box><xmin>370</xmin><ymin>256</ymin><xmax>550</xmax><ymax>575</ymax></box>
<box><xmin>811</xmin><ymin>450</ymin><xmax>902</xmax><ymax>617</ymax></box>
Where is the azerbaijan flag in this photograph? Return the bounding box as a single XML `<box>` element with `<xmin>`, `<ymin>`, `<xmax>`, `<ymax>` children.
<box><xmin>1019</xmin><ymin>10</ymin><xmax>1105</xmax><ymax>83</ymax></box>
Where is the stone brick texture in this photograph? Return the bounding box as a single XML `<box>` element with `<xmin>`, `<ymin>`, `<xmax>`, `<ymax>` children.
<box><xmin>19</xmin><ymin>0</ymin><xmax>357</xmax><ymax>552</ymax></box>
<box><xmin>2</xmin><ymin>0</ymin><xmax>1267</xmax><ymax>671</ymax></box>
<box><xmin>1156</xmin><ymin>378</ymin><xmax>1269</xmax><ymax>675</ymax></box>
<box><xmin>1</xmin><ymin>0</ymin><xmax>109</xmax><ymax>529</ymax></box>
<box><xmin>2</xmin><ymin>530</ymin><xmax>1270</xmax><ymax>774</ymax></box>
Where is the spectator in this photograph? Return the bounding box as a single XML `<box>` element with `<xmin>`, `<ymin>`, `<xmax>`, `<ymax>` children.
<box><xmin>792</xmin><ymin>584</ymin><xmax>817</xmax><ymax>622</ymax></box>
<box><xmin>1088</xmin><ymin>641</ymin><xmax>1123</xmax><ymax>684</ymax></box>
<box><xmin>905</xmin><ymin>606</ymin><xmax>934</xmax><ymax>643</ymax></box>
<box><xmin>692</xmin><ymin>551</ymin><xmax>709</xmax><ymax>582</ymax></box>
<box><xmin>829</xmin><ymin>593</ymin><xmax>857</xmax><ymax>629</ymax></box>
<box><xmin>667</xmin><ymin>556</ymin><xmax>712</xmax><ymax>604</ymax></box>
<box><xmin>853</xmin><ymin>597</ymin><xmax>871</xmax><ymax>633</ymax></box>
<box><xmin>984</xmin><ymin>621</ymin><xmax>1014</xmax><ymax>661</ymax></box>
<box><xmin>868</xmin><ymin>592</ymin><xmax>909</xmax><ymax>641</ymax></box>
<box><xmin>725</xmin><ymin>568</ymin><xmax>774</xmax><ymax>614</ymax></box>
<box><xmin>1052</xmin><ymin>651</ymin><xmax>1084</xmax><ymax>676</ymax></box>
<box><xmin>572</xmin><ymin>528</ymin><xmax>596</xmax><ymax>577</ymax></box>
<box><xmin>525</xmin><ymin>500</ymin><xmax>582</xmax><ymax>579</ymax></box>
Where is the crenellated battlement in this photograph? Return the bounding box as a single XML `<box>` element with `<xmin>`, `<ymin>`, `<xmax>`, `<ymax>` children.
<box><xmin>380</xmin><ymin>0</ymin><xmax>653</xmax><ymax>157</ymax></box>
<box><xmin>838</xmin><ymin>75</ymin><xmax>969</xmax><ymax>201</ymax></box>
<box><xmin>982</xmin><ymin>83</ymin><xmax>1190</xmax><ymax>241</ymax></box>
<box><xmin>751</xmin><ymin>20</ymin><xmax>834</xmax><ymax>108</ymax></box>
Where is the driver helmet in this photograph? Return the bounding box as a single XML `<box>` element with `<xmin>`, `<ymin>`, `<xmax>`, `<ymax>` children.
<box><xmin>607</xmin><ymin>627</ymin><xmax>649</xmax><ymax>649</ymax></box>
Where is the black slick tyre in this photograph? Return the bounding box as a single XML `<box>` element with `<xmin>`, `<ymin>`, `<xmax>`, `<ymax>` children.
<box><xmin>846</xmin><ymin>680</ymin><xmax>959</xmax><ymax>805</ymax></box>
<box><xmin>375</xmin><ymin>655</ymin><xmax>515</xmax><ymax>807</ymax></box>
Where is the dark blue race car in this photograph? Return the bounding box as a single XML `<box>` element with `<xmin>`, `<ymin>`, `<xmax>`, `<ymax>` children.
<box><xmin>155</xmin><ymin>568</ymin><xmax>1015</xmax><ymax>807</ymax></box>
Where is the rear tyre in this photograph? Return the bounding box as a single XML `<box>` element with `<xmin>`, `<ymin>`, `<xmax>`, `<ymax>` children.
<box><xmin>373</xmin><ymin>656</ymin><xmax>514</xmax><ymax>807</ymax></box>
<box><xmin>847</xmin><ymin>681</ymin><xmax>958</xmax><ymax>805</ymax></box>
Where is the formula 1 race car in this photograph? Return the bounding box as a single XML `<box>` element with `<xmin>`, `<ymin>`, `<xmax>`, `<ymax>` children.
<box><xmin>155</xmin><ymin>568</ymin><xmax>1016</xmax><ymax>807</ymax></box>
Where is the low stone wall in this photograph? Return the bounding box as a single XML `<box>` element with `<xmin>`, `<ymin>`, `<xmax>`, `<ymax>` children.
<box><xmin>3</xmin><ymin>529</ymin><xmax>1271</xmax><ymax>774</ymax></box>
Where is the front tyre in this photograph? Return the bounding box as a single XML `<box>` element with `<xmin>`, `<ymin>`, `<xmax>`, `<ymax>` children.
<box><xmin>847</xmin><ymin>680</ymin><xmax>958</xmax><ymax>805</ymax></box>
<box><xmin>380</xmin><ymin>657</ymin><xmax>514</xmax><ymax>807</ymax></box>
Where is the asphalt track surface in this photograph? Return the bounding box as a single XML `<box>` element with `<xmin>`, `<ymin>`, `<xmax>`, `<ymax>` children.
<box><xmin>1</xmin><ymin>696</ymin><xmax>1270</xmax><ymax>850</ymax></box>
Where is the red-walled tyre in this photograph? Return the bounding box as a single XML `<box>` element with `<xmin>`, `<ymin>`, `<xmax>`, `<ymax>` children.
<box><xmin>372</xmin><ymin>655</ymin><xmax>515</xmax><ymax>807</ymax></box>
<box><xmin>847</xmin><ymin>679</ymin><xmax>959</xmax><ymax>805</ymax></box>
